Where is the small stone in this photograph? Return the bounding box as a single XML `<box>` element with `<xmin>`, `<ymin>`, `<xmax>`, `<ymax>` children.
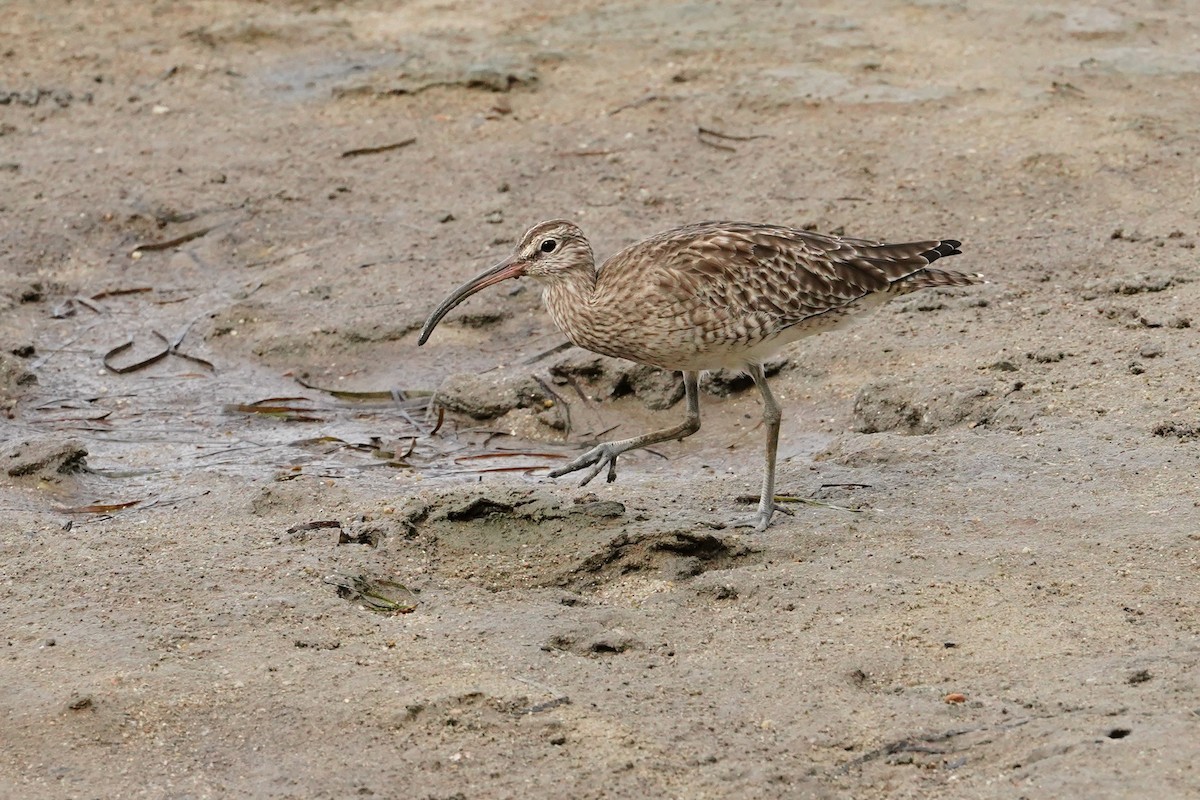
<box><xmin>436</xmin><ymin>372</ymin><xmax>549</xmax><ymax>419</ymax></box>
<box><xmin>67</xmin><ymin>694</ymin><xmax>93</xmax><ymax>710</ymax></box>
<box><xmin>1028</xmin><ymin>349</ymin><xmax>1064</xmax><ymax>363</ymax></box>
<box><xmin>1139</xmin><ymin>343</ymin><xmax>1164</xmax><ymax>359</ymax></box>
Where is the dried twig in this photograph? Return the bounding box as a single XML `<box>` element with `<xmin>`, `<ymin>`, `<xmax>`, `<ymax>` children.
<box><xmin>697</xmin><ymin>135</ymin><xmax>736</xmax><ymax>152</ymax></box>
<box><xmin>608</xmin><ymin>93</ymin><xmax>663</xmax><ymax>116</ymax></box>
<box><xmin>697</xmin><ymin>126</ymin><xmax>769</xmax><ymax>142</ymax></box>
<box><xmin>225</xmin><ymin>399</ymin><xmax>323</xmax><ymax>423</ymax></box>
<box><xmin>558</xmin><ymin>373</ymin><xmax>593</xmax><ymax>408</ymax></box>
<box><xmin>295</xmin><ymin>376</ymin><xmax>432</xmax><ymax>403</ymax></box>
<box><xmin>454</xmin><ymin>451</ymin><xmax>567</xmax><ymax>462</ymax></box>
<box><xmin>91</xmin><ymin>287</ymin><xmax>152</xmax><ymax>301</ymax></box>
<box><xmin>60</xmin><ymin>499</ymin><xmax>141</xmax><ymax>514</ymax></box>
<box><xmin>444</xmin><ymin>465</ymin><xmax>553</xmax><ymax>475</ymax></box>
<box><xmin>130</xmin><ymin>225</ymin><xmax>218</xmax><ymax>257</ymax></box>
<box><xmin>429</xmin><ymin>406</ymin><xmax>445</xmax><ymax>436</ymax></box>
<box><xmin>341</xmin><ymin>138</ymin><xmax>417</xmax><ymax>158</ymax></box>
<box><xmin>103</xmin><ymin>324</ymin><xmax>214</xmax><ymax>374</ymax></box>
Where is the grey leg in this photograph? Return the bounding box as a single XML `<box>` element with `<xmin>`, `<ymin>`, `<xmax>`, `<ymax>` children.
<box><xmin>734</xmin><ymin>362</ymin><xmax>782</xmax><ymax>531</ymax></box>
<box><xmin>550</xmin><ymin>371</ymin><xmax>701</xmax><ymax>485</ymax></box>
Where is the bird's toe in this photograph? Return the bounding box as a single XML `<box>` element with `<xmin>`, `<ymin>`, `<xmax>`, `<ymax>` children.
<box><xmin>549</xmin><ymin>449</ymin><xmax>599</xmax><ymax>479</ymax></box>
<box><xmin>731</xmin><ymin>500</ymin><xmax>778</xmax><ymax>532</ymax></box>
<box><xmin>731</xmin><ymin>512</ymin><xmax>773</xmax><ymax>531</ymax></box>
<box><xmin>550</xmin><ymin>443</ymin><xmax>619</xmax><ymax>485</ymax></box>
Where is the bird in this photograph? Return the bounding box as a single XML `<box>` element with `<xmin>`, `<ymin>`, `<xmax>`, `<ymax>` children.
<box><xmin>418</xmin><ymin>220</ymin><xmax>979</xmax><ymax>530</ymax></box>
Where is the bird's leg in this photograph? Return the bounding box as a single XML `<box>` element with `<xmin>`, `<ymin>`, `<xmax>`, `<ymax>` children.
<box><xmin>734</xmin><ymin>363</ymin><xmax>782</xmax><ymax>531</ymax></box>
<box><xmin>549</xmin><ymin>371</ymin><xmax>701</xmax><ymax>486</ymax></box>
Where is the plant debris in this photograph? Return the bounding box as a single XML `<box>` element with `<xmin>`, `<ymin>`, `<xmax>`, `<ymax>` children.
<box><xmin>60</xmin><ymin>499</ymin><xmax>141</xmax><ymax>514</ymax></box>
<box><xmin>324</xmin><ymin>573</ymin><xmax>417</xmax><ymax>614</ymax></box>
<box><xmin>103</xmin><ymin>327</ymin><xmax>215</xmax><ymax>373</ymax></box>
<box><xmin>341</xmin><ymin>137</ymin><xmax>416</xmax><ymax>158</ymax></box>
<box><xmin>225</xmin><ymin>397</ymin><xmax>324</xmax><ymax>422</ymax></box>
<box><xmin>129</xmin><ymin>225</ymin><xmax>218</xmax><ymax>257</ymax></box>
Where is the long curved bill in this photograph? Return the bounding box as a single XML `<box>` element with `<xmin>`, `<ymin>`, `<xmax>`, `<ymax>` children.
<box><xmin>417</xmin><ymin>256</ymin><xmax>525</xmax><ymax>345</ymax></box>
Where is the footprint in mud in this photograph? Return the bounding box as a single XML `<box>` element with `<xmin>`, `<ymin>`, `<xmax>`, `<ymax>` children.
<box><xmin>542</xmin><ymin>618</ymin><xmax>642</xmax><ymax>657</ymax></box>
<box><xmin>398</xmin><ymin>486</ymin><xmax>631</xmax><ymax>589</ymax></box>
<box><xmin>391</xmin><ymin>684</ymin><xmax>573</xmax><ymax>755</ymax></box>
<box><xmin>555</xmin><ymin>529</ymin><xmax>759</xmax><ymax>592</ymax></box>
<box><xmin>395</xmin><ymin>487</ymin><xmax>756</xmax><ymax>591</ymax></box>
<box><xmin>440</xmin><ymin>492</ymin><xmax>624</xmax><ymax>523</ymax></box>
<box><xmin>399</xmin><ymin>689</ymin><xmax>568</xmax><ymax>728</ymax></box>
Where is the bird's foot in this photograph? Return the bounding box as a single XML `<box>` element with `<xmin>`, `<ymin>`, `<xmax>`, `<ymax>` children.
<box><xmin>548</xmin><ymin>442</ymin><xmax>620</xmax><ymax>486</ymax></box>
<box><xmin>732</xmin><ymin>498</ymin><xmax>779</xmax><ymax>532</ymax></box>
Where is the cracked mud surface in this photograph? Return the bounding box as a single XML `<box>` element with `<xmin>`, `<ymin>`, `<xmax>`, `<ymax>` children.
<box><xmin>2</xmin><ymin>1</ymin><xmax>1199</xmax><ymax>798</ymax></box>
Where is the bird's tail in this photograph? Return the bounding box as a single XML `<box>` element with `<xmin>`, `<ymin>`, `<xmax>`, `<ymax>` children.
<box><xmin>888</xmin><ymin>267</ymin><xmax>985</xmax><ymax>295</ymax></box>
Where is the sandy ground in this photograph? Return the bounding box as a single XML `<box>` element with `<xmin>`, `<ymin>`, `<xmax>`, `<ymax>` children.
<box><xmin>2</xmin><ymin>1</ymin><xmax>1199</xmax><ymax>797</ymax></box>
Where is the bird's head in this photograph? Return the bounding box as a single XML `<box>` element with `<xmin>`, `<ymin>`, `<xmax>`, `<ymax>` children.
<box><xmin>417</xmin><ymin>219</ymin><xmax>592</xmax><ymax>345</ymax></box>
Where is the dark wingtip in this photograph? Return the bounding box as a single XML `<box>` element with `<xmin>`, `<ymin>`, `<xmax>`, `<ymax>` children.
<box><xmin>922</xmin><ymin>239</ymin><xmax>963</xmax><ymax>264</ymax></box>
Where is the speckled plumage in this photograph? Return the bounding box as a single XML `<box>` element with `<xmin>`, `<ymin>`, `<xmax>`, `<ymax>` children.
<box><xmin>419</xmin><ymin>219</ymin><xmax>979</xmax><ymax>530</ymax></box>
<box><xmin>533</xmin><ymin>220</ymin><xmax>973</xmax><ymax>370</ymax></box>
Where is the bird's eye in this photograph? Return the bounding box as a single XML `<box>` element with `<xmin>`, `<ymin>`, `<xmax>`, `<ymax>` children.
<box><xmin>540</xmin><ymin>239</ymin><xmax>557</xmax><ymax>253</ymax></box>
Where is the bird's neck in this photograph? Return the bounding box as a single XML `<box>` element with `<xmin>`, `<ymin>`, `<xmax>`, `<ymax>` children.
<box><xmin>541</xmin><ymin>263</ymin><xmax>600</xmax><ymax>344</ymax></box>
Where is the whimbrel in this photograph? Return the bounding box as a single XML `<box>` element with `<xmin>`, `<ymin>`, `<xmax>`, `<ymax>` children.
<box><xmin>419</xmin><ymin>220</ymin><xmax>979</xmax><ymax>530</ymax></box>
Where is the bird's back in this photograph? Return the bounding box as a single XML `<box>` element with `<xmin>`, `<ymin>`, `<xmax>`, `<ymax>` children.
<box><xmin>558</xmin><ymin>222</ymin><xmax>976</xmax><ymax>371</ymax></box>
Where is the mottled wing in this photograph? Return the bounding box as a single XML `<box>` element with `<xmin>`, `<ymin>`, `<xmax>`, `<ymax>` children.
<box><xmin>605</xmin><ymin>222</ymin><xmax>959</xmax><ymax>346</ymax></box>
